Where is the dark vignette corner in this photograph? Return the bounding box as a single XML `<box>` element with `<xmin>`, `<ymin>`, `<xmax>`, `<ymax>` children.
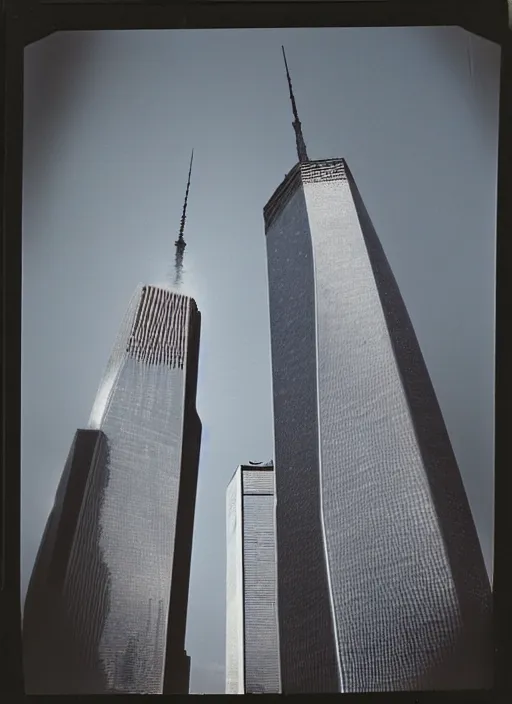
<box><xmin>0</xmin><ymin>0</ymin><xmax>508</xmax><ymax>698</ymax></box>
<box><xmin>1</xmin><ymin>0</ymin><xmax>25</xmax><ymax>695</ymax></box>
<box><xmin>493</xmin><ymin>7</ymin><xmax>512</xmax><ymax>698</ymax></box>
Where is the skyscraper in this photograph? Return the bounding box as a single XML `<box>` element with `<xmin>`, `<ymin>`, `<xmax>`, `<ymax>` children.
<box><xmin>23</xmin><ymin>157</ymin><xmax>201</xmax><ymax>695</ymax></box>
<box><xmin>263</xmin><ymin>48</ymin><xmax>492</xmax><ymax>693</ymax></box>
<box><xmin>23</xmin><ymin>429</ymin><xmax>112</xmax><ymax>693</ymax></box>
<box><xmin>225</xmin><ymin>462</ymin><xmax>281</xmax><ymax>694</ymax></box>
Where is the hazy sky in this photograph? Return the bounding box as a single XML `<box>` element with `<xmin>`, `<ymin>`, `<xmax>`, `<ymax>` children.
<box><xmin>22</xmin><ymin>27</ymin><xmax>499</xmax><ymax>694</ymax></box>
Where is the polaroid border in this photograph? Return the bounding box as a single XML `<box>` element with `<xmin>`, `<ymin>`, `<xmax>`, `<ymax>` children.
<box><xmin>1</xmin><ymin>0</ymin><xmax>508</xmax><ymax>699</ymax></box>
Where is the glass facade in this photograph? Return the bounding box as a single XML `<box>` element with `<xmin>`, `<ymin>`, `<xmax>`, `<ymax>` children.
<box><xmin>23</xmin><ymin>286</ymin><xmax>201</xmax><ymax>694</ymax></box>
<box><xmin>264</xmin><ymin>159</ymin><xmax>492</xmax><ymax>692</ymax></box>
<box><xmin>225</xmin><ymin>464</ymin><xmax>280</xmax><ymax>694</ymax></box>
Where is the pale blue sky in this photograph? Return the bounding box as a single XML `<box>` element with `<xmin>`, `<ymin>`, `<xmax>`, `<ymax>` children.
<box><xmin>22</xmin><ymin>27</ymin><xmax>499</xmax><ymax>693</ymax></box>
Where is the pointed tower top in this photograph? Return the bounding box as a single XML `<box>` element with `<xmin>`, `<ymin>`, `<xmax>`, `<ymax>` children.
<box><xmin>176</xmin><ymin>148</ymin><xmax>194</xmax><ymax>246</ymax></box>
<box><xmin>281</xmin><ymin>46</ymin><xmax>309</xmax><ymax>163</ymax></box>
<box><xmin>174</xmin><ymin>150</ymin><xmax>194</xmax><ymax>288</ymax></box>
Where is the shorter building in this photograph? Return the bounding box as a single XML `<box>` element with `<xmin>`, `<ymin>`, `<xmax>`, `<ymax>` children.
<box><xmin>225</xmin><ymin>462</ymin><xmax>281</xmax><ymax>694</ymax></box>
<box><xmin>23</xmin><ymin>429</ymin><xmax>111</xmax><ymax>694</ymax></box>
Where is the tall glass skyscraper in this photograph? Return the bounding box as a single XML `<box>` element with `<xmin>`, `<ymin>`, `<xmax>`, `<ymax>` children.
<box><xmin>225</xmin><ymin>462</ymin><xmax>281</xmax><ymax>694</ymax></box>
<box><xmin>23</xmin><ymin>286</ymin><xmax>202</xmax><ymax>694</ymax></box>
<box><xmin>264</xmin><ymin>50</ymin><xmax>492</xmax><ymax>693</ymax></box>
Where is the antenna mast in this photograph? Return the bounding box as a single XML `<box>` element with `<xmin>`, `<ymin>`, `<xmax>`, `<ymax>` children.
<box><xmin>174</xmin><ymin>149</ymin><xmax>194</xmax><ymax>287</ymax></box>
<box><xmin>282</xmin><ymin>46</ymin><xmax>309</xmax><ymax>163</ymax></box>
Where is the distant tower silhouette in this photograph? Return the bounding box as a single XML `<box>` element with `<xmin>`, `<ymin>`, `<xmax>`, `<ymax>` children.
<box><xmin>282</xmin><ymin>47</ymin><xmax>309</xmax><ymax>163</ymax></box>
<box><xmin>174</xmin><ymin>150</ymin><xmax>194</xmax><ymax>287</ymax></box>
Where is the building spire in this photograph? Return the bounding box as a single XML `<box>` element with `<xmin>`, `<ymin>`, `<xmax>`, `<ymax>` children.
<box><xmin>174</xmin><ymin>149</ymin><xmax>194</xmax><ymax>287</ymax></box>
<box><xmin>282</xmin><ymin>46</ymin><xmax>309</xmax><ymax>163</ymax></box>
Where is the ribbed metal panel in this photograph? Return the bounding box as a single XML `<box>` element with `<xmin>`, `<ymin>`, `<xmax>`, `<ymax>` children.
<box><xmin>225</xmin><ymin>470</ymin><xmax>244</xmax><ymax>693</ymax></box>
<box><xmin>242</xmin><ymin>475</ymin><xmax>280</xmax><ymax>694</ymax></box>
<box><xmin>127</xmin><ymin>286</ymin><xmax>188</xmax><ymax>369</ymax></box>
<box><xmin>225</xmin><ymin>466</ymin><xmax>281</xmax><ymax>694</ymax></box>
<box><xmin>242</xmin><ymin>470</ymin><xmax>274</xmax><ymax>495</ymax></box>
<box><xmin>264</xmin><ymin>159</ymin><xmax>492</xmax><ymax>692</ymax></box>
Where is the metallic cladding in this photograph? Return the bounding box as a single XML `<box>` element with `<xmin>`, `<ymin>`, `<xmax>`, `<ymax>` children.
<box><xmin>225</xmin><ymin>465</ymin><xmax>281</xmax><ymax>694</ymax></box>
<box><xmin>242</xmin><ymin>470</ymin><xmax>274</xmax><ymax>494</ymax></box>
<box><xmin>92</xmin><ymin>287</ymin><xmax>200</xmax><ymax>694</ymax></box>
<box><xmin>265</xmin><ymin>183</ymin><xmax>341</xmax><ymax>693</ymax></box>
<box><xmin>242</xmin><ymin>466</ymin><xmax>280</xmax><ymax>694</ymax></box>
<box><xmin>264</xmin><ymin>159</ymin><xmax>492</xmax><ymax>692</ymax></box>
<box><xmin>342</xmin><ymin>163</ymin><xmax>492</xmax><ymax>688</ymax></box>
<box><xmin>24</xmin><ymin>286</ymin><xmax>202</xmax><ymax>695</ymax></box>
<box><xmin>225</xmin><ymin>470</ymin><xmax>244</xmax><ymax>693</ymax></box>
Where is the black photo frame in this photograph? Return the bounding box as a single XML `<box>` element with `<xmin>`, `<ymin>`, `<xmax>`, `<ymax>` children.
<box><xmin>1</xmin><ymin>0</ymin><xmax>508</xmax><ymax>698</ymax></box>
